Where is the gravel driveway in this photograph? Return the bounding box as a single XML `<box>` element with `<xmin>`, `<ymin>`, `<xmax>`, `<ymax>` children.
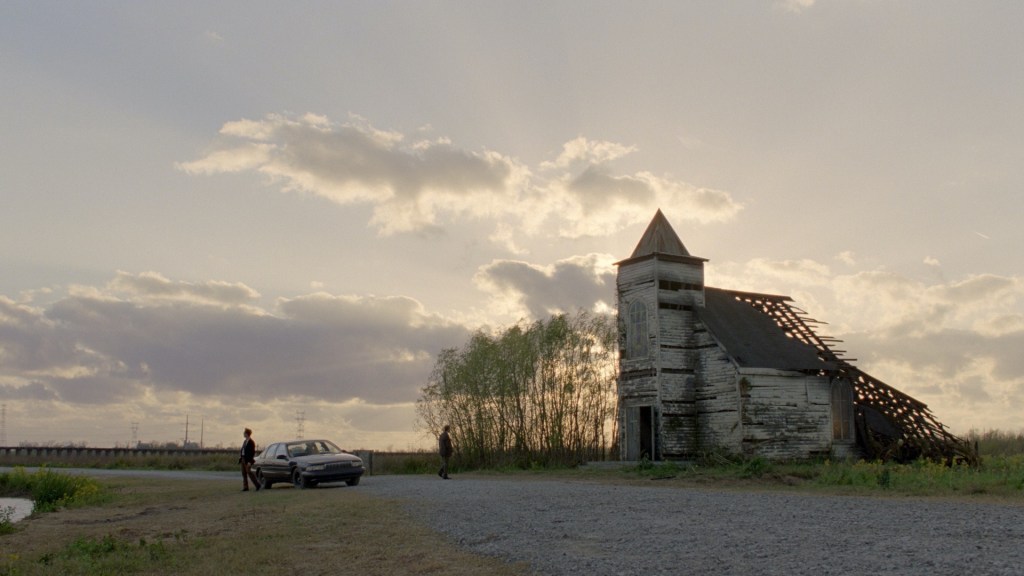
<box><xmin>362</xmin><ymin>474</ymin><xmax>1024</xmax><ymax>576</ymax></box>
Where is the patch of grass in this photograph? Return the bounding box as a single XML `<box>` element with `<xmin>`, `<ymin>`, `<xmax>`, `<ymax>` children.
<box><xmin>739</xmin><ymin>457</ymin><xmax>771</xmax><ymax>479</ymax></box>
<box><xmin>372</xmin><ymin>451</ymin><xmax>438</xmax><ymax>475</ymax></box>
<box><xmin>30</xmin><ymin>533</ymin><xmax>173</xmax><ymax>575</ymax></box>
<box><xmin>0</xmin><ymin>477</ymin><xmax>531</xmax><ymax>576</ymax></box>
<box><xmin>542</xmin><ymin>453</ymin><xmax>1024</xmax><ymax>500</ymax></box>
<box><xmin>809</xmin><ymin>457</ymin><xmax>1024</xmax><ymax>497</ymax></box>
<box><xmin>0</xmin><ymin>453</ymin><xmax>238</xmax><ymax>472</ymax></box>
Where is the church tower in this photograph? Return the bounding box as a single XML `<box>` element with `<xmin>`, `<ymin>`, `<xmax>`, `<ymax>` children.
<box><xmin>615</xmin><ymin>210</ymin><xmax>707</xmax><ymax>460</ymax></box>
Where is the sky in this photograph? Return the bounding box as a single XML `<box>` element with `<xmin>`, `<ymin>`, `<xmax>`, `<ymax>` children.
<box><xmin>1</xmin><ymin>1</ymin><xmax>1022</xmax><ymax>450</ymax></box>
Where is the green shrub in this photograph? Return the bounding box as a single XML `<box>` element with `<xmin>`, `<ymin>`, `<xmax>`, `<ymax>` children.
<box><xmin>0</xmin><ymin>467</ymin><xmax>104</xmax><ymax>513</ymax></box>
<box><xmin>0</xmin><ymin>506</ymin><xmax>16</xmax><ymax>535</ymax></box>
<box><xmin>739</xmin><ymin>457</ymin><xmax>771</xmax><ymax>479</ymax></box>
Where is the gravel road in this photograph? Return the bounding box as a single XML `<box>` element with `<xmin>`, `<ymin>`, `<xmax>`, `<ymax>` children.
<box><xmin>362</xmin><ymin>474</ymin><xmax>1024</xmax><ymax>576</ymax></box>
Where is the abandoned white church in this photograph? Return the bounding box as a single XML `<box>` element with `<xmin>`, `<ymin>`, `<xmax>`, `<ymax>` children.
<box><xmin>616</xmin><ymin>210</ymin><xmax>974</xmax><ymax>463</ymax></box>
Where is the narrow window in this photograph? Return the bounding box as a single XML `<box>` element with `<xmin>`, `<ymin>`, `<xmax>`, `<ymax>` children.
<box><xmin>831</xmin><ymin>379</ymin><xmax>854</xmax><ymax>440</ymax></box>
<box><xmin>627</xmin><ymin>301</ymin><xmax>648</xmax><ymax>359</ymax></box>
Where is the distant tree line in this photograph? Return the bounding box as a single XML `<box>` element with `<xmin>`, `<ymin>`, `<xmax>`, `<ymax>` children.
<box><xmin>966</xmin><ymin>429</ymin><xmax>1024</xmax><ymax>457</ymax></box>
<box><xmin>417</xmin><ymin>310</ymin><xmax>618</xmax><ymax>468</ymax></box>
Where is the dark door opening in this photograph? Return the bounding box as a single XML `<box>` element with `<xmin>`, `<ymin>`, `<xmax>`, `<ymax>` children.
<box><xmin>639</xmin><ymin>405</ymin><xmax>654</xmax><ymax>460</ymax></box>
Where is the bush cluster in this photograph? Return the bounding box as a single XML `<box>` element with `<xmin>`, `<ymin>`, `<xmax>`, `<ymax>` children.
<box><xmin>0</xmin><ymin>467</ymin><xmax>104</xmax><ymax>513</ymax></box>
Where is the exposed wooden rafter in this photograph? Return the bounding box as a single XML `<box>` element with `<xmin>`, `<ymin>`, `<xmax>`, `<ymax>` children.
<box><xmin>730</xmin><ymin>292</ymin><xmax>977</xmax><ymax>464</ymax></box>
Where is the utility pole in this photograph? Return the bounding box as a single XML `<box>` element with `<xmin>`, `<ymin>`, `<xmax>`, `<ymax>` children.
<box><xmin>1</xmin><ymin>404</ymin><xmax>6</xmax><ymax>446</ymax></box>
<box><xmin>295</xmin><ymin>410</ymin><xmax>306</xmax><ymax>439</ymax></box>
<box><xmin>184</xmin><ymin>413</ymin><xmax>189</xmax><ymax>447</ymax></box>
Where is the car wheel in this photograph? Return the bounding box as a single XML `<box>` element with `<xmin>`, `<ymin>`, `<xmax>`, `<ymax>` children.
<box><xmin>292</xmin><ymin>468</ymin><xmax>310</xmax><ymax>489</ymax></box>
<box><xmin>345</xmin><ymin>477</ymin><xmax>360</xmax><ymax>487</ymax></box>
<box><xmin>257</xmin><ymin>469</ymin><xmax>273</xmax><ymax>490</ymax></box>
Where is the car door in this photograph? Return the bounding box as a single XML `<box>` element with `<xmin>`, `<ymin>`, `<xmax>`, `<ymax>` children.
<box><xmin>263</xmin><ymin>443</ymin><xmax>289</xmax><ymax>481</ymax></box>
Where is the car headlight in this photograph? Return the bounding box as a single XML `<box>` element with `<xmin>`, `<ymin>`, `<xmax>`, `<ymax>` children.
<box><xmin>305</xmin><ymin>464</ymin><xmax>326</xmax><ymax>471</ymax></box>
<box><xmin>352</xmin><ymin>459</ymin><xmax>362</xmax><ymax>467</ymax></box>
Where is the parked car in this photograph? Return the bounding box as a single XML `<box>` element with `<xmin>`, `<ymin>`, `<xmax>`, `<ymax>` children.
<box><xmin>252</xmin><ymin>439</ymin><xmax>364</xmax><ymax>489</ymax></box>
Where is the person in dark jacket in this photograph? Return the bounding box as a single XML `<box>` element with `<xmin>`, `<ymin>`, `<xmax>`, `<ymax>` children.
<box><xmin>240</xmin><ymin>428</ymin><xmax>260</xmax><ymax>491</ymax></box>
<box><xmin>438</xmin><ymin>424</ymin><xmax>453</xmax><ymax>479</ymax></box>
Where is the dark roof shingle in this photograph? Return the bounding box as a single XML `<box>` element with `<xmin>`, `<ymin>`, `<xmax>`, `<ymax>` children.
<box><xmin>698</xmin><ymin>287</ymin><xmax>834</xmax><ymax>372</ymax></box>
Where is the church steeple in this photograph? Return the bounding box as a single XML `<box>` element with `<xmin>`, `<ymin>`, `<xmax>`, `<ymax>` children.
<box><xmin>615</xmin><ymin>209</ymin><xmax>707</xmax><ymax>461</ymax></box>
<box><xmin>630</xmin><ymin>209</ymin><xmax>690</xmax><ymax>258</ymax></box>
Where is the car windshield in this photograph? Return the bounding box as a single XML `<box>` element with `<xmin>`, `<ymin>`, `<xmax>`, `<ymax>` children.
<box><xmin>286</xmin><ymin>440</ymin><xmax>342</xmax><ymax>457</ymax></box>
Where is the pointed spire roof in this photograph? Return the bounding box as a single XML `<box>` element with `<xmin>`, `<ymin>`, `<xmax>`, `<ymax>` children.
<box><xmin>630</xmin><ymin>209</ymin><xmax>690</xmax><ymax>258</ymax></box>
<box><xmin>616</xmin><ymin>209</ymin><xmax>707</xmax><ymax>266</ymax></box>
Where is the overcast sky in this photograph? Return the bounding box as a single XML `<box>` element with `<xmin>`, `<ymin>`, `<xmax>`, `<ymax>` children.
<box><xmin>2</xmin><ymin>1</ymin><xmax>1022</xmax><ymax>450</ymax></box>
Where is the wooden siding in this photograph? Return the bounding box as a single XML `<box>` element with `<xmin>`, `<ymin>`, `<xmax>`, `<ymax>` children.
<box><xmin>617</xmin><ymin>250</ymin><xmax>711</xmax><ymax>460</ymax></box>
<box><xmin>695</xmin><ymin>331</ymin><xmax>742</xmax><ymax>454</ymax></box>
<box><xmin>737</xmin><ymin>371</ymin><xmax>832</xmax><ymax>460</ymax></box>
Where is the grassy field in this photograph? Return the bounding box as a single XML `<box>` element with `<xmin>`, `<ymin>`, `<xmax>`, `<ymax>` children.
<box><xmin>0</xmin><ymin>474</ymin><xmax>530</xmax><ymax>576</ymax></box>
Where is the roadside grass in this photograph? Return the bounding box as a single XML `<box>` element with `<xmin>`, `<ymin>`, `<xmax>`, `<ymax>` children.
<box><xmin>371</xmin><ymin>451</ymin><xmax>438</xmax><ymax>475</ymax></box>
<box><xmin>0</xmin><ymin>476</ymin><xmax>530</xmax><ymax>576</ymax></box>
<box><xmin>0</xmin><ymin>453</ymin><xmax>238</xmax><ymax>472</ymax></box>
<box><xmin>559</xmin><ymin>454</ymin><xmax>1024</xmax><ymax>500</ymax></box>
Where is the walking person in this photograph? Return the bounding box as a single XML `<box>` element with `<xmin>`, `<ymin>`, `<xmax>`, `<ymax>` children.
<box><xmin>438</xmin><ymin>424</ymin><xmax>453</xmax><ymax>479</ymax></box>
<box><xmin>240</xmin><ymin>428</ymin><xmax>260</xmax><ymax>491</ymax></box>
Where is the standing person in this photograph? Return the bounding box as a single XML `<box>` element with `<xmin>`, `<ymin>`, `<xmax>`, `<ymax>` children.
<box><xmin>240</xmin><ymin>428</ymin><xmax>260</xmax><ymax>491</ymax></box>
<box><xmin>438</xmin><ymin>424</ymin><xmax>453</xmax><ymax>479</ymax></box>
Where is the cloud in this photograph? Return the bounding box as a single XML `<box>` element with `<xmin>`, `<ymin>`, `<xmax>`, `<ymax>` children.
<box><xmin>836</xmin><ymin>251</ymin><xmax>857</xmax><ymax>266</ymax></box>
<box><xmin>179</xmin><ymin>113</ymin><xmax>743</xmax><ymax>241</ymax></box>
<box><xmin>0</xmin><ymin>273</ymin><xmax>471</xmax><ymax>418</ymax></box>
<box><xmin>107</xmin><ymin>271</ymin><xmax>261</xmax><ymax>307</ymax></box>
<box><xmin>0</xmin><ymin>381</ymin><xmax>57</xmax><ymax>401</ymax></box>
<box><xmin>0</xmin><ymin>270</ymin><xmax>492</xmax><ymax>447</ymax></box>
<box><xmin>776</xmin><ymin>0</ymin><xmax>816</xmax><ymax>13</ymax></box>
<box><xmin>475</xmin><ymin>253</ymin><xmax>616</xmax><ymax>319</ymax></box>
<box><xmin>831</xmin><ymin>272</ymin><xmax>1022</xmax><ymax>338</ymax></box>
<box><xmin>541</xmin><ymin>136</ymin><xmax>636</xmax><ymax>169</ymax></box>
